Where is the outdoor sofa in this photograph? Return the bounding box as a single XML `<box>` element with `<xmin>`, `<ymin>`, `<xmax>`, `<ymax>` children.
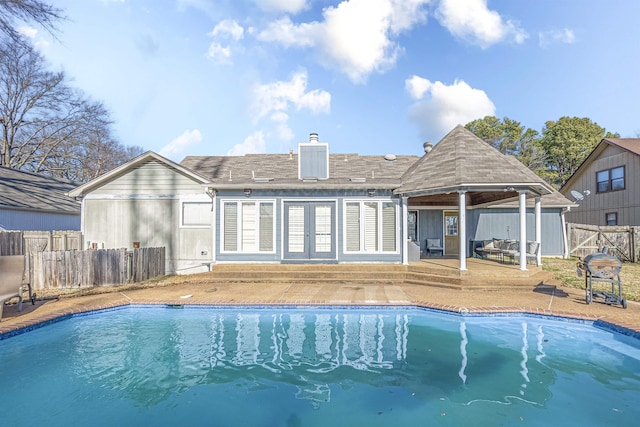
<box><xmin>475</xmin><ymin>239</ymin><xmax>539</xmax><ymax>264</ymax></box>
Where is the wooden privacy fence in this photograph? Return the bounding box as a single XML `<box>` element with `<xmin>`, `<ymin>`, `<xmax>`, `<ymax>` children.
<box><xmin>0</xmin><ymin>230</ymin><xmax>82</xmax><ymax>255</ymax></box>
<box><xmin>26</xmin><ymin>247</ymin><xmax>166</xmax><ymax>290</ymax></box>
<box><xmin>567</xmin><ymin>223</ymin><xmax>639</xmax><ymax>262</ymax></box>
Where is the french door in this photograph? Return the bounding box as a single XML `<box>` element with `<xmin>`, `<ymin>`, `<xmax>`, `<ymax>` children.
<box><xmin>284</xmin><ymin>201</ymin><xmax>336</xmax><ymax>260</ymax></box>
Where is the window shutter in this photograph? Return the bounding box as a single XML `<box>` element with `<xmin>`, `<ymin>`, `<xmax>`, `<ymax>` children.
<box><xmin>259</xmin><ymin>203</ymin><xmax>274</xmax><ymax>252</ymax></box>
<box><xmin>288</xmin><ymin>205</ymin><xmax>305</xmax><ymax>253</ymax></box>
<box><xmin>223</xmin><ymin>203</ymin><xmax>238</xmax><ymax>251</ymax></box>
<box><xmin>346</xmin><ymin>203</ymin><xmax>360</xmax><ymax>251</ymax></box>
<box><xmin>382</xmin><ymin>202</ymin><xmax>396</xmax><ymax>252</ymax></box>
<box><xmin>242</xmin><ymin>202</ymin><xmax>256</xmax><ymax>251</ymax></box>
<box><xmin>364</xmin><ymin>202</ymin><xmax>378</xmax><ymax>251</ymax></box>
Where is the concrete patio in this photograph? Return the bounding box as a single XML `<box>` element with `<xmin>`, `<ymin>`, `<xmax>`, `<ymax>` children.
<box><xmin>1</xmin><ymin>259</ymin><xmax>639</xmax><ymax>336</ymax></box>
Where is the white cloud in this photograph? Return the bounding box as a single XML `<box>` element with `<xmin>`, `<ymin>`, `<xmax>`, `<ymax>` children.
<box><xmin>258</xmin><ymin>0</ymin><xmax>431</xmax><ymax>83</ymax></box>
<box><xmin>207</xmin><ymin>43</ymin><xmax>232</xmax><ymax>63</ymax></box>
<box><xmin>251</xmin><ymin>70</ymin><xmax>331</xmax><ymax>122</ymax></box>
<box><xmin>209</xmin><ymin>20</ymin><xmax>244</xmax><ymax>40</ymax></box>
<box><xmin>539</xmin><ymin>28</ymin><xmax>576</xmax><ymax>47</ymax></box>
<box><xmin>207</xmin><ymin>20</ymin><xmax>244</xmax><ymax>64</ymax></box>
<box><xmin>406</xmin><ymin>77</ymin><xmax>495</xmax><ymax>140</ymax></box>
<box><xmin>159</xmin><ymin>129</ymin><xmax>203</xmax><ymax>160</ymax></box>
<box><xmin>255</xmin><ymin>0</ymin><xmax>309</xmax><ymax>14</ymax></box>
<box><xmin>276</xmin><ymin>123</ymin><xmax>295</xmax><ymax>141</ymax></box>
<box><xmin>18</xmin><ymin>26</ymin><xmax>49</xmax><ymax>49</ymax></box>
<box><xmin>405</xmin><ymin>75</ymin><xmax>432</xmax><ymax>100</ymax></box>
<box><xmin>436</xmin><ymin>0</ymin><xmax>527</xmax><ymax>48</ymax></box>
<box><xmin>227</xmin><ymin>131</ymin><xmax>267</xmax><ymax>155</ymax></box>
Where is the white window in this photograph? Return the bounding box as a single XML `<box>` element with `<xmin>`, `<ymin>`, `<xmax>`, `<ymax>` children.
<box><xmin>345</xmin><ymin>200</ymin><xmax>397</xmax><ymax>253</ymax></box>
<box><xmin>222</xmin><ymin>201</ymin><xmax>275</xmax><ymax>252</ymax></box>
<box><xmin>182</xmin><ymin>202</ymin><xmax>211</xmax><ymax>227</ymax></box>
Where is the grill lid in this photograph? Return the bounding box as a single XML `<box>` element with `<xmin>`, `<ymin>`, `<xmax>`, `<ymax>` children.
<box><xmin>582</xmin><ymin>253</ymin><xmax>622</xmax><ymax>278</ymax></box>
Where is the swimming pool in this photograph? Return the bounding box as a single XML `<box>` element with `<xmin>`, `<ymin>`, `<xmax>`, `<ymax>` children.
<box><xmin>1</xmin><ymin>306</ymin><xmax>639</xmax><ymax>426</ymax></box>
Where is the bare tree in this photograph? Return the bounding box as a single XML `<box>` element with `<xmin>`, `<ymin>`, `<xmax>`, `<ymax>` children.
<box><xmin>0</xmin><ymin>0</ymin><xmax>64</xmax><ymax>41</ymax></box>
<box><xmin>1</xmin><ymin>35</ymin><xmax>142</xmax><ymax>183</ymax></box>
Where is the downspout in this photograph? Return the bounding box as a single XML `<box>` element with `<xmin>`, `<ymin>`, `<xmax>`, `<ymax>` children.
<box><xmin>206</xmin><ymin>187</ymin><xmax>216</xmax><ymax>268</ymax></box>
<box><xmin>535</xmin><ymin>197</ymin><xmax>541</xmax><ymax>266</ymax></box>
<box><xmin>402</xmin><ymin>196</ymin><xmax>409</xmax><ymax>265</ymax></box>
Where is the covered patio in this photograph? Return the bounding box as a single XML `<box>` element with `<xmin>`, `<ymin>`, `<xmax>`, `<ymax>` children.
<box><xmin>397</xmin><ymin>125</ymin><xmax>558</xmax><ymax>271</ymax></box>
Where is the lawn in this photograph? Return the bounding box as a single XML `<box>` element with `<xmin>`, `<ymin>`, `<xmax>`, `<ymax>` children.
<box><xmin>543</xmin><ymin>257</ymin><xmax>640</xmax><ymax>302</ymax></box>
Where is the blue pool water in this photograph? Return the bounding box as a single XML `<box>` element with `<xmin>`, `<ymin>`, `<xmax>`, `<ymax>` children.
<box><xmin>1</xmin><ymin>306</ymin><xmax>639</xmax><ymax>426</ymax></box>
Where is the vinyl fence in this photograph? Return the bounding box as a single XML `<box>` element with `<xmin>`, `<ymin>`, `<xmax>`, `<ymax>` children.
<box><xmin>567</xmin><ymin>223</ymin><xmax>639</xmax><ymax>262</ymax></box>
<box><xmin>25</xmin><ymin>247</ymin><xmax>166</xmax><ymax>290</ymax></box>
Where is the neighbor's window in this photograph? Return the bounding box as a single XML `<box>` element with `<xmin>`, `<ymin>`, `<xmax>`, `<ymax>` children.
<box><xmin>345</xmin><ymin>201</ymin><xmax>397</xmax><ymax>253</ymax></box>
<box><xmin>222</xmin><ymin>201</ymin><xmax>274</xmax><ymax>252</ymax></box>
<box><xmin>596</xmin><ymin>166</ymin><xmax>625</xmax><ymax>193</ymax></box>
<box><xmin>606</xmin><ymin>212</ymin><xmax>618</xmax><ymax>226</ymax></box>
<box><xmin>182</xmin><ymin>202</ymin><xmax>211</xmax><ymax>227</ymax></box>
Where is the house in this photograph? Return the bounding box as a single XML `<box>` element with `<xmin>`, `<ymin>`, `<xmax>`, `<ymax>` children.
<box><xmin>69</xmin><ymin>126</ymin><xmax>573</xmax><ymax>274</ymax></box>
<box><xmin>560</xmin><ymin>138</ymin><xmax>640</xmax><ymax>226</ymax></box>
<box><xmin>0</xmin><ymin>166</ymin><xmax>80</xmax><ymax>231</ymax></box>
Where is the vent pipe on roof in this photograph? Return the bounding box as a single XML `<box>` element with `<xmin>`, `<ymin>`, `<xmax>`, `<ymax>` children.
<box><xmin>423</xmin><ymin>142</ymin><xmax>433</xmax><ymax>154</ymax></box>
<box><xmin>309</xmin><ymin>133</ymin><xmax>319</xmax><ymax>143</ymax></box>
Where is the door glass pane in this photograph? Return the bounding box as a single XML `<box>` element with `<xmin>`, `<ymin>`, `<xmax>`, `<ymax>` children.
<box><xmin>288</xmin><ymin>205</ymin><xmax>305</xmax><ymax>253</ymax></box>
<box><xmin>445</xmin><ymin>215</ymin><xmax>458</xmax><ymax>236</ymax></box>
<box><xmin>314</xmin><ymin>205</ymin><xmax>332</xmax><ymax>252</ymax></box>
<box><xmin>407</xmin><ymin>210</ymin><xmax>417</xmax><ymax>242</ymax></box>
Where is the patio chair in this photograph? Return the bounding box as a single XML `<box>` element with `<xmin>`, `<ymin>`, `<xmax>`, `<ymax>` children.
<box><xmin>0</xmin><ymin>255</ymin><xmax>35</xmax><ymax>320</ymax></box>
<box><xmin>505</xmin><ymin>241</ymin><xmax>540</xmax><ymax>265</ymax></box>
<box><xmin>426</xmin><ymin>238</ymin><xmax>444</xmax><ymax>256</ymax></box>
<box><xmin>476</xmin><ymin>239</ymin><xmax>503</xmax><ymax>260</ymax></box>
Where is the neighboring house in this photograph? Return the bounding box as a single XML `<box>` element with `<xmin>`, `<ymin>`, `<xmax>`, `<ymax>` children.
<box><xmin>0</xmin><ymin>166</ymin><xmax>80</xmax><ymax>231</ymax></box>
<box><xmin>560</xmin><ymin>138</ymin><xmax>640</xmax><ymax>226</ymax></box>
<box><xmin>69</xmin><ymin>126</ymin><xmax>574</xmax><ymax>274</ymax></box>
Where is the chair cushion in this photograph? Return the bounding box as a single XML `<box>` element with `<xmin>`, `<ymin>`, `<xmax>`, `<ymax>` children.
<box><xmin>427</xmin><ymin>239</ymin><xmax>442</xmax><ymax>248</ymax></box>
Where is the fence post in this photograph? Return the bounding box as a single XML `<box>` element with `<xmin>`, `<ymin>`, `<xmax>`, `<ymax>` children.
<box><xmin>631</xmin><ymin>226</ymin><xmax>637</xmax><ymax>263</ymax></box>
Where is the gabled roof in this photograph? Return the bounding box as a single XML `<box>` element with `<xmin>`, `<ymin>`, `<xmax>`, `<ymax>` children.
<box><xmin>0</xmin><ymin>166</ymin><xmax>80</xmax><ymax>214</ymax></box>
<box><xmin>394</xmin><ymin>125</ymin><xmax>555</xmax><ymax>201</ymax></box>
<box><xmin>68</xmin><ymin>151</ymin><xmax>210</xmax><ymax>198</ymax></box>
<box><xmin>560</xmin><ymin>138</ymin><xmax>640</xmax><ymax>192</ymax></box>
<box><xmin>181</xmin><ymin>153</ymin><xmax>419</xmax><ymax>190</ymax></box>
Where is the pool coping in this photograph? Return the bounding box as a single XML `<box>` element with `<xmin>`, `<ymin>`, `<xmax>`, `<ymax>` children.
<box><xmin>2</xmin><ymin>299</ymin><xmax>639</xmax><ymax>341</ymax></box>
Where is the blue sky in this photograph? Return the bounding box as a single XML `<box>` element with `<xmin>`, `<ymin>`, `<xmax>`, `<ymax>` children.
<box><xmin>21</xmin><ymin>0</ymin><xmax>640</xmax><ymax>161</ymax></box>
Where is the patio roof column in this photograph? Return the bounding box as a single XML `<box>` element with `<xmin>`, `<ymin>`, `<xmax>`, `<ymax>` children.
<box><xmin>402</xmin><ymin>196</ymin><xmax>409</xmax><ymax>265</ymax></box>
<box><xmin>535</xmin><ymin>196</ymin><xmax>542</xmax><ymax>266</ymax></box>
<box><xmin>518</xmin><ymin>191</ymin><xmax>527</xmax><ymax>271</ymax></box>
<box><xmin>458</xmin><ymin>190</ymin><xmax>467</xmax><ymax>271</ymax></box>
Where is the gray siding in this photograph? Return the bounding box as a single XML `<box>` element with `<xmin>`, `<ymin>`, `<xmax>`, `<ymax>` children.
<box><xmin>416</xmin><ymin>210</ymin><xmax>444</xmax><ymax>255</ymax></box>
<box><xmin>91</xmin><ymin>160</ymin><xmax>204</xmax><ymax>196</ymax></box>
<box><xmin>83</xmin><ymin>198</ymin><xmax>213</xmax><ymax>274</ymax></box>
<box><xmin>214</xmin><ymin>189</ymin><xmax>403</xmax><ymax>264</ymax></box>
<box><xmin>468</xmin><ymin>208</ymin><xmax>564</xmax><ymax>256</ymax></box>
<box><xmin>0</xmin><ymin>208</ymin><xmax>80</xmax><ymax>231</ymax></box>
<box><xmin>563</xmin><ymin>145</ymin><xmax>640</xmax><ymax>226</ymax></box>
